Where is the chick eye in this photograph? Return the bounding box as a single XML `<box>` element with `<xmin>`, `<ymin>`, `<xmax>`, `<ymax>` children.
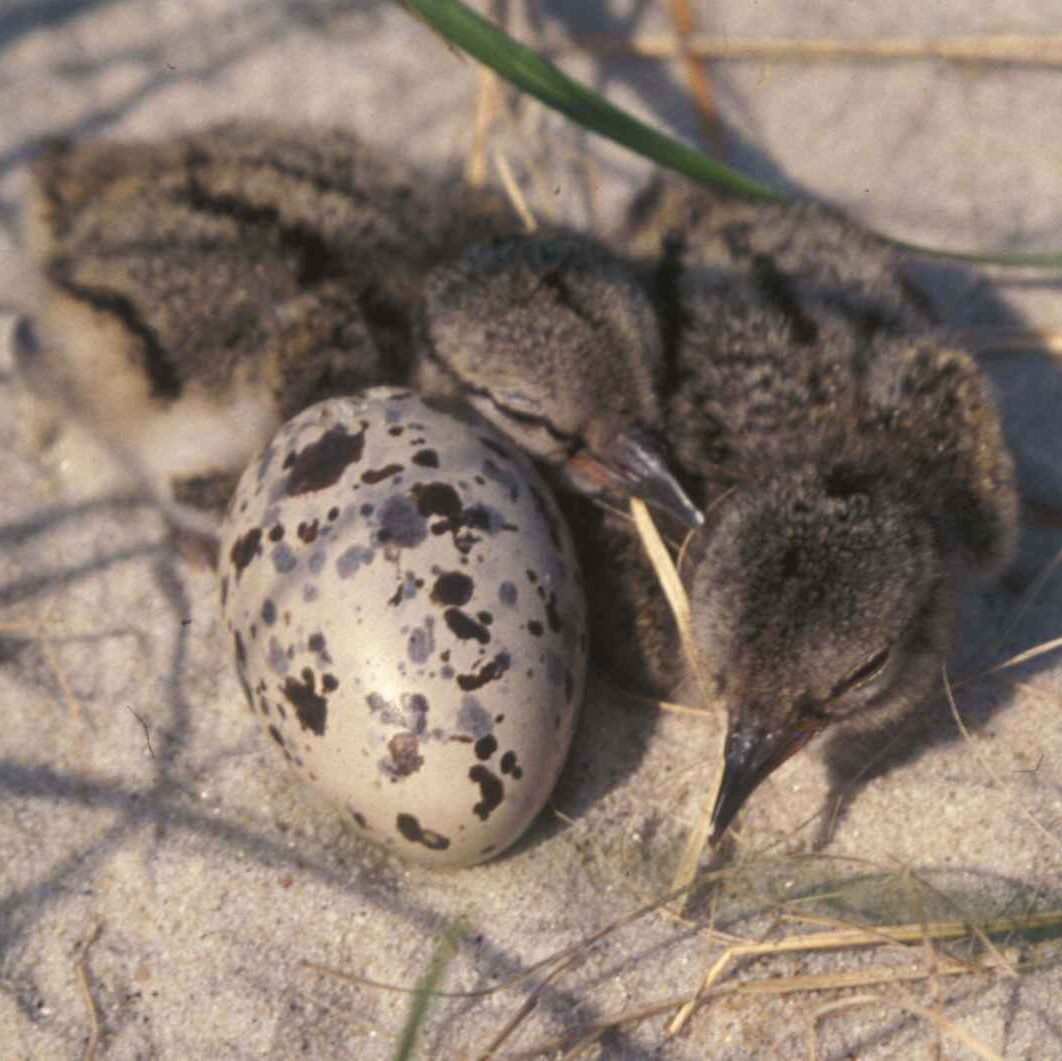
<box><xmin>836</xmin><ymin>646</ymin><xmax>892</xmax><ymax>696</ymax></box>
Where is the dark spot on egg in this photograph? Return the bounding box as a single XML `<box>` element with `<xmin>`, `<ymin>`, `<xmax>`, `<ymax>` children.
<box><xmin>407</xmin><ymin>621</ymin><xmax>435</xmax><ymax>664</ymax></box>
<box><xmin>229</xmin><ymin>527</ymin><xmax>262</xmax><ymax>580</ymax></box>
<box><xmin>413</xmin><ymin>481</ymin><xmax>462</xmax><ymax>520</ymax></box>
<box><xmin>444</xmin><ymin>608</ymin><xmax>490</xmax><ymax>644</ymax></box>
<box><xmin>322</xmin><ymin>674</ymin><xmax>339</xmax><ymax>693</ymax></box>
<box><xmin>403</xmin><ymin>692</ymin><xmax>429</xmax><ymax>734</ymax></box>
<box><xmin>431</xmin><ymin>571</ymin><xmax>474</xmax><ymax>607</ymax></box>
<box><xmin>261</xmin><ymin>599</ymin><xmax>276</xmax><ymax>626</ymax></box>
<box><xmin>469</xmin><ymin>765</ymin><xmax>504</xmax><ymax>821</ymax></box>
<box><xmin>457</xmin><ymin>651</ymin><xmax>511</xmax><ymax>691</ymax></box>
<box><xmin>281</xmin><ymin>668</ymin><xmax>328</xmax><ymax>736</ymax></box>
<box><xmin>376</xmin><ymin>494</ymin><xmax>427</xmax><ymax>548</ymax></box>
<box><xmin>385</xmin><ymin>732</ymin><xmax>424</xmax><ymax>779</ymax></box>
<box><xmin>527</xmin><ymin>620</ymin><xmax>543</xmax><ymax>638</ymax></box>
<box><xmin>233</xmin><ymin>632</ymin><xmax>253</xmax><ymax>706</ymax></box>
<box><xmin>283</xmin><ymin>422</ymin><xmax>366</xmax><ymax>496</ymax></box>
<box><xmin>336</xmin><ymin>544</ymin><xmax>375</xmax><ymax>578</ymax></box>
<box><xmin>362</xmin><ymin>463</ymin><xmax>404</xmax><ymax>485</ymax></box>
<box><xmin>267</xmin><ymin>725</ymin><xmax>284</xmax><ymax>747</ymax></box>
<box><xmin>272</xmin><ymin>542</ymin><xmax>297</xmax><ymax>573</ymax></box>
<box><xmin>499</xmin><ymin>582</ymin><xmax>517</xmax><ymax>607</ymax></box>
<box><xmin>545</xmin><ymin>592</ymin><xmax>563</xmax><ymax>634</ymax></box>
<box><xmin>474</xmin><ymin>734</ymin><xmax>498</xmax><ymax>760</ymax></box>
<box><xmin>267</xmin><ymin>637</ymin><xmax>289</xmax><ymax>676</ymax></box>
<box><xmin>412</xmin><ymin>448</ymin><xmax>439</xmax><ymax>468</ymax></box>
<box><xmin>268</xmin><ymin>524</ymin><xmax>284</xmax><ymax>542</ymax></box>
<box><xmin>500</xmin><ymin>751</ymin><xmax>523</xmax><ymax>780</ymax></box>
<box><xmin>297</xmin><ymin>519</ymin><xmax>319</xmax><ymax>544</ymax></box>
<box><xmin>234</xmin><ymin>629</ymin><xmax>247</xmax><ymax>670</ymax></box>
<box><xmin>457</xmin><ymin>695</ymin><xmax>492</xmax><ymax>739</ymax></box>
<box><xmin>308</xmin><ymin>632</ymin><xmax>332</xmax><ymax>663</ymax></box>
<box><xmin>396</xmin><ymin>813</ymin><xmax>450</xmax><ymax>851</ymax></box>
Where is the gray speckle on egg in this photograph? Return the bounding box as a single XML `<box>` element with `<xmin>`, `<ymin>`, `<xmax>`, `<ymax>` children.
<box><xmin>218</xmin><ymin>387</ymin><xmax>587</xmax><ymax>867</ymax></box>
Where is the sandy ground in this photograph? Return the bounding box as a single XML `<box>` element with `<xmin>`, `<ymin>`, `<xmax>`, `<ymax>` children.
<box><xmin>1</xmin><ymin>2</ymin><xmax>1061</xmax><ymax>1058</ymax></box>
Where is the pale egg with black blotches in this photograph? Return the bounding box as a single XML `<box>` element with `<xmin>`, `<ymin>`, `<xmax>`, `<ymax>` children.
<box><xmin>218</xmin><ymin>387</ymin><xmax>587</xmax><ymax>866</ymax></box>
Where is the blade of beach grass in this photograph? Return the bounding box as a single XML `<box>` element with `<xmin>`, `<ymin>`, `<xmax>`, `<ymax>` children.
<box><xmin>398</xmin><ymin>0</ymin><xmax>1062</xmax><ymax>267</ymax></box>
<box><xmin>392</xmin><ymin>919</ymin><xmax>467</xmax><ymax>1061</ymax></box>
<box><xmin>399</xmin><ymin>0</ymin><xmax>781</xmax><ymax>202</ymax></box>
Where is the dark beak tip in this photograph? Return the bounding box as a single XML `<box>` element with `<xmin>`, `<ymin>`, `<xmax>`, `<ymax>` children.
<box><xmin>708</xmin><ymin>715</ymin><xmax>830</xmax><ymax>843</ymax></box>
<box><xmin>608</xmin><ymin>429</ymin><xmax>703</xmax><ymax>529</ymax></box>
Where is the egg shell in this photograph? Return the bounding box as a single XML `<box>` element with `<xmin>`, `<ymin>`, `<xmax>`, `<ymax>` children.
<box><xmin>218</xmin><ymin>387</ymin><xmax>587</xmax><ymax>867</ymax></box>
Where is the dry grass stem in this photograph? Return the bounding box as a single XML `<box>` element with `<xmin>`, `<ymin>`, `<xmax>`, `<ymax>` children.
<box><xmin>628</xmin><ymin>499</ymin><xmax>725</xmax><ymax>899</ymax></box>
<box><xmin>891</xmin><ymin>989</ymin><xmax>1003</xmax><ymax>1061</ymax></box>
<box><xmin>807</xmin><ymin>995</ymin><xmax>882</xmax><ymax>1060</ymax></box>
<box><xmin>629</xmin><ymin>499</ymin><xmax>693</xmax><ymax>651</ymax></box>
<box><xmin>512</xmin><ymin>949</ymin><xmax>1019</xmax><ymax>1057</ymax></box>
<box><xmin>899</xmin><ymin>867</ymin><xmax>1017</xmax><ymax>975</ymax></box>
<box><xmin>667</xmin><ymin>907</ymin><xmax>1061</xmax><ymax>1035</ymax></box>
<box><xmin>474</xmin><ymin>953</ymin><xmax>583</xmax><ymax>1060</ymax></box>
<box><xmin>976</xmin><ymin>635</ymin><xmax>1062</xmax><ymax>677</ymax></box>
<box><xmin>943</xmin><ymin>666</ymin><xmax>1062</xmax><ymax>857</ymax></box>
<box><xmin>994</xmin><ymin>544</ymin><xmax>1062</xmax><ymax>650</ymax></box>
<box><xmin>466</xmin><ymin>65</ymin><xmax>500</xmax><ymax>186</ymax></box>
<box><xmin>75</xmin><ymin>921</ymin><xmax>103</xmax><ymax>1061</ymax></box>
<box><xmin>493</xmin><ymin>151</ymin><xmax>538</xmax><ymax>233</ymax></box>
<box><xmin>303</xmin><ymin>867</ymin><xmax>736</xmax><ymax>1001</ymax></box>
<box><xmin>653</xmin><ymin>697</ymin><xmax>716</xmax><ymax>718</ymax></box>
<box><xmin>666</xmin><ymin>0</ymin><xmax>720</xmax><ymax>146</ymax></box>
<box><xmin>563</xmin><ymin>32</ymin><xmax>1062</xmax><ymax>67</ymax></box>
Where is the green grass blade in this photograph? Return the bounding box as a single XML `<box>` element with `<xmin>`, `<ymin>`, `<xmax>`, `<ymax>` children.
<box><xmin>399</xmin><ymin>0</ymin><xmax>1062</xmax><ymax>268</ymax></box>
<box><xmin>391</xmin><ymin>918</ymin><xmax>467</xmax><ymax>1061</ymax></box>
<box><xmin>888</xmin><ymin>237</ymin><xmax>1062</xmax><ymax>269</ymax></box>
<box><xmin>400</xmin><ymin>0</ymin><xmax>781</xmax><ymax>202</ymax></box>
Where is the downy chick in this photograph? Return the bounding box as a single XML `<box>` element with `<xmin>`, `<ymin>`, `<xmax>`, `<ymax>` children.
<box><xmin>418</xmin><ymin>232</ymin><xmax>702</xmax><ymax>528</ymax></box>
<box><xmin>605</xmin><ymin>183</ymin><xmax>1018</xmax><ymax>841</ymax></box>
<box><xmin>14</xmin><ymin>121</ymin><xmax>518</xmax><ymax>536</ymax></box>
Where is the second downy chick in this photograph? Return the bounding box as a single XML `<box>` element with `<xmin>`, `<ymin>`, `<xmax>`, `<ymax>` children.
<box><xmin>603</xmin><ymin>183</ymin><xmax>1019</xmax><ymax>841</ymax></box>
<box><xmin>15</xmin><ymin>121</ymin><xmax>518</xmax><ymax>537</ymax></box>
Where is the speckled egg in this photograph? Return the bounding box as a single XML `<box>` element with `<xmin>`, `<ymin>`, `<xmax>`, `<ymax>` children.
<box><xmin>218</xmin><ymin>387</ymin><xmax>587</xmax><ymax>866</ymax></box>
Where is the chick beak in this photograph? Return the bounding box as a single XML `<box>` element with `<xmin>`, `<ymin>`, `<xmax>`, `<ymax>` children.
<box><xmin>566</xmin><ymin>425</ymin><xmax>704</xmax><ymax>529</ymax></box>
<box><xmin>709</xmin><ymin>713</ymin><xmax>827</xmax><ymax>844</ymax></box>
